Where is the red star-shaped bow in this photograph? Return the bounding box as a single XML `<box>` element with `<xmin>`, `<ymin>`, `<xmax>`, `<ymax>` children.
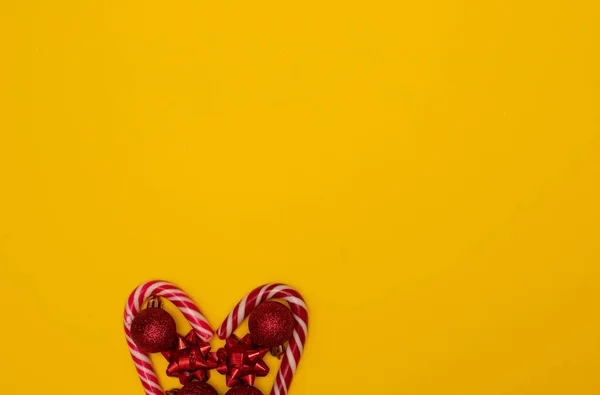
<box><xmin>216</xmin><ymin>334</ymin><xmax>270</xmax><ymax>387</ymax></box>
<box><xmin>162</xmin><ymin>331</ymin><xmax>218</xmax><ymax>384</ymax></box>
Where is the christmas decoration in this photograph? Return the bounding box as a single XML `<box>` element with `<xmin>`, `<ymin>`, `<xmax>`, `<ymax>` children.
<box><xmin>248</xmin><ymin>301</ymin><xmax>294</xmax><ymax>348</ymax></box>
<box><xmin>217</xmin><ymin>284</ymin><xmax>308</xmax><ymax>395</ymax></box>
<box><xmin>178</xmin><ymin>381</ymin><xmax>218</xmax><ymax>395</ymax></box>
<box><xmin>130</xmin><ymin>297</ymin><xmax>177</xmax><ymax>353</ymax></box>
<box><xmin>225</xmin><ymin>386</ymin><xmax>263</xmax><ymax>395</ymax></box>
<box><xmin>216</xmin><ymin>334</ymin><xmax>269</xmax><ymax>387</ymax></box>
<box><xmin>125</xmin><ymin>281</ymin><xmax>213</xmax><ymax>395</ymax></box>
<box><xmin>125</xmin><ymin>281</ymin><xmax>308</xmax><ymax>395</ymax></box>
<box><xmin>163</xmin><ymin>330</ymin><xmax>218</xmax><ymax>384</ymax></box>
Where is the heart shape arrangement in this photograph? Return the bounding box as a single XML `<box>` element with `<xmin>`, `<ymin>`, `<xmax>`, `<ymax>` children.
<box><xmin>124</xmin><ymin>281</ymin><xmax>308</xmax><ymax>395</ymax></box>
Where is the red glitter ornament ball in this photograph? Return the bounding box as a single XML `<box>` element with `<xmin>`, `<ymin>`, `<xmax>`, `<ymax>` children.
<box><xmin>131</xmin><ymin>307</ymin><xmax>177</xmax><ymax>353</ymax></box>
<box><xmin>225</xmin><ymin>386</ymin><xmax>263</xmax><ymax>395</ymax></box>
<box><xmin>248</xmin><ymin>301</ymin><xmax>294</xmax><ymax>348</ymax></box>
<box><xmin>179</xmin><ymin>381</ymin><xmax>218</xmax><ymax>395</ymax></box>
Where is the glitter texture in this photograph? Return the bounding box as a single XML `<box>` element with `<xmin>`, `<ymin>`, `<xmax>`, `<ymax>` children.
<box><xmin>178</xmin><ymin>381</ymin><xmax>218</xmax><ymax>395</ymax></box>
<box><xmin>248</xmin><ymin>301</ymin><xmax>294</xmax><ymax>348</ymax></box>
<box><xmin>131</xmin><ymin>307</ymin><xmax>177</xmax><ymax>353</ymax></box>
<box><xmin>225</xmin><ymin>386</ymin><xmax>263</xmax><ymax>395</ymax></box>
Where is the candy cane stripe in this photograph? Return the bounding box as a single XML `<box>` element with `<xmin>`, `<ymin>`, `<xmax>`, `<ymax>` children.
<box><xmin>285</xmin><ymin>346</ymin><xmax>297</xmax><ymax>373</ymax></box>
<box><xmin>256</xmin><ymin>285</ymin><xmax>269</xmax><ymax>306</ymax></box>
<box><xmin>126</xmin><ymin>281</ymin><xmax>307</xmax><ymax>395</ymax></box>
<box><xmin>292</xmin><ymin>331</ymin><xmax>303</xmax><ymax>355</ymax></box>
<box><xmin>237</xmin><ymin>294</ymin><xmax>248</xmax><ymax>326</ymax></box>
<box><xmin>227</xmin><ymin>312</ymin><xmax>233</xmax><ymax>336</ymax></box>
<box><xmin>279</xmin><ymin>371</ymin><xmax>288</xmax><ymax>392</ymax></box>
<box><xmin>285</xmin><ymin>297</ymin><xmax>307</xmax><ymax>310</ymax></box>
<box><xmin>124</xmin><ymin>281</ymin><xmax>213</xmax><ymax>395</ymax></box>
<box><xmin>216</xmin><ymin>283</ymin><xmax>308</xmax><ymax>395</ymax></box>
<box><xmin>267</xmin><ymin>284</ymin><xmax>289</xmax><ymax>298</ymax></box>
<box><xmin>293</xmin><ymin>314</ymin><xmax>308</xmax><ymax>336</ymax></box>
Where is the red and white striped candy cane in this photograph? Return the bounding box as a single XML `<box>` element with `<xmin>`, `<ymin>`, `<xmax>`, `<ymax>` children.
<box><xmin>124</xmin><ymin>280</ymin><xmax>214</xmax><ymax>395</ymax></box>
<box><xmin>217</xmin><ymin>283</ymin><xmax>308</xmax><ymax>395</ymax></box>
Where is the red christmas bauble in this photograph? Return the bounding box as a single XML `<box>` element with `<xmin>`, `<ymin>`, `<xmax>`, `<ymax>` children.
<box><xmin>225</xmin><ymin>386</ymin><xmax>263</xmax><ymax>395</ymax></box>
<box><xmin>248</xmin><ymin>301</ymin><xmax>294</xmax><ymax>348</ymax></box>
<box><xmin>179</xmin><ymin>381</ymin><xmax>218</xmax><ymax>395</ymax></box>
<box><xmin>131</xmin><ymin>307</ymin><xmax>177</xmax><ymax>353</ymax></box>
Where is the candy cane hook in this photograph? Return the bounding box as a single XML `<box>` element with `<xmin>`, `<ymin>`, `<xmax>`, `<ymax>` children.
<box><xmin>217</xmin><ymin>284</ymin><xmax>308</xmax><ymax>395</ymax></box>
<box><xmin>124</xmin><ymin>280</ymin><xmax>214</xmax><ymax>395</ymax></box>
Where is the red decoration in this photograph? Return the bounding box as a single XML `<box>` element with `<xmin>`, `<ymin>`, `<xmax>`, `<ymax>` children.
<box><xmin>248</xmin><ymin>301</ymin><xmax>294</xmax><ymax>348</ymax></box>
<box><xmin>225</xmin><ymin>386</ymin><xmax>263</xmax><ymax>395</ymax></box>
<box><xmin>162</xmin><ymin>331</ymin><xmax>218</xmax><ymax>384</ymax></box>
<box><xmin>216</xmin><ymin>334</ymin><xmax>270</xmax><ymax>387</ymax></box>
<box><xmin>131</xmin><ymin>307</ymin><xmax>177</xmax><ymax>353</ymax></box>
<box><xmin>178</xmin><ymin>381</ymin><xmax>218</xmax><ymax>395</ymax></box>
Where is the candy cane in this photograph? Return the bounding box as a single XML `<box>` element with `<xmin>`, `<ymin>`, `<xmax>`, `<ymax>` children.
<box><xmin>217</xmin><ymin>284</ymin><xmax>308</xmax><ymax>395</ymax></box>
<box><xmin>124</xmin><ymin>280</ymin><xmax>214</xmax><ymax>395</ymax></box>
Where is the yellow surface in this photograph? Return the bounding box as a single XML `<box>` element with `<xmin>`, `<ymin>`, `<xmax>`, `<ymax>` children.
<box><xmin>1</xmin><ymin>0</ymin><xmax>599</xmax><ymax>394</ymax></box>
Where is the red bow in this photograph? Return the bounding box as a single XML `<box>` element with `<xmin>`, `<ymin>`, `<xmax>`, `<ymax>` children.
<box><xmin>162</xmin><ymin>331</ymin><xmax>218</xmax><ymax>384</ymax></box>
<box><xmin>216</xmin><ymin>334</ymin><xmax>270</xmax><ymax>387</ymax></box>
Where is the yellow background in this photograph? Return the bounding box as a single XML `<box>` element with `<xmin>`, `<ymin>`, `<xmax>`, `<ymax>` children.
<box><xmin>1</xmin><ymin>0</ymin><xmax>599</xmax><ymax>394</ymax></box>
